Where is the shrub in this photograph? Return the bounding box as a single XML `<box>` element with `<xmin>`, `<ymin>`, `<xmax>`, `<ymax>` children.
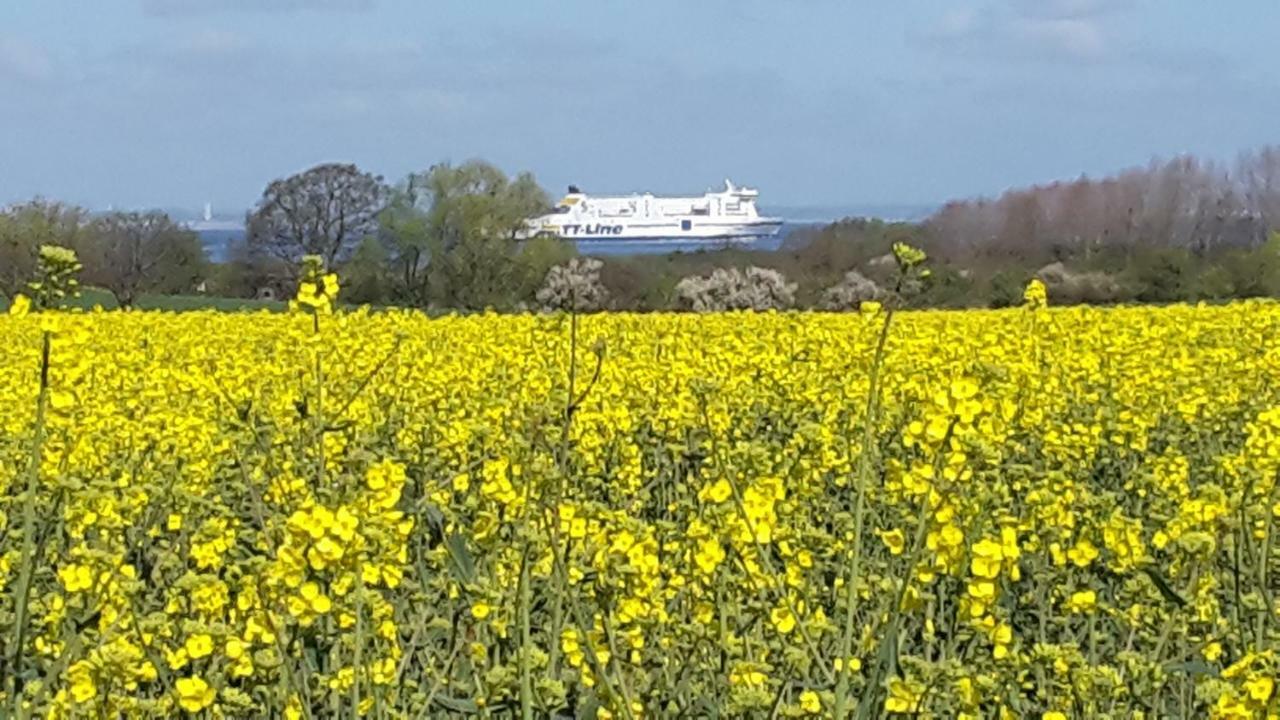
<box><xmin>819</xmin><ymin>269</ymin><xmax>883</xmax><ymax>310</ymax></box>
<box><xmin>986</xmin><ymin>271</ymin><xmax>1027</xmax><ymax>308</ymax></box>
<box><xmin>1035</xmin><ymin>262</ymin><xmax>1127</xmax><ymax>305</ymax></box>
<box><xmin>1124</xmin><ymin>247</ymin><xmax>1198</xmax><ymax>303</ymax></box>
<box><xmin>536</xmin><ymin>257</ymin><xmax>610</xmax><ymax>312</ymax></box>
<box><xmin>675</xmin><ymin>266</ymin><xmax>797</xmax><ymax>311</ymax></box>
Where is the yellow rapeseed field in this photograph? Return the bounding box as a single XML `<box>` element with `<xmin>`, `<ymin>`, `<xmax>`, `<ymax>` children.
<box><xmin>3</xmin><ymin>292</ymin><xmax>1280</xmax><ymax>717</ymax></box>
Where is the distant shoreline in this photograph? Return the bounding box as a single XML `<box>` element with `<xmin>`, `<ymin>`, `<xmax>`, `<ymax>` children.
<box><xmin>184</xmin><ymin>220</ymin><xmax>246</xmax><ymax>232</ymax></box>
<box><xmin>194</xmin><ymin>206</ymin><xmax>936</xmax><ymax>263</ymax></box>
<box><xmin>196</xmin><ymin>220</ymin><xmax>850</xmax><ymax>263</ymax></box>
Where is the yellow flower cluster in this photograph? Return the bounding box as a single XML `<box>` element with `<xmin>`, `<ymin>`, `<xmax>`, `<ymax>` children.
<box><xmin>2</xmin><ymin>300</ymin><xmax>1280</xmax><ymax>718</ymax></box>
<box><xmin>291</xmin><ymin>254</ymin><xmax>341</xmax><ymax>314</ymax></box>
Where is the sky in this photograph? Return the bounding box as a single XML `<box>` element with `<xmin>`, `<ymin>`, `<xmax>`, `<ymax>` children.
<box><xmin>1</xmin><ymin>0</ymin><xmax>1278</xmax><ymax>214</ymax></box>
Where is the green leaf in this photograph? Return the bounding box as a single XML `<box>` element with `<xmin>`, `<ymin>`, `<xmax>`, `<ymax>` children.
<box><xmin>433</xmin><ymin>695</ymin><xmax>480</xmax><ymax>713</ymax></box>
<box><xmin>1165</xmin><ymin>660</ymin><xmax>1214</xmax><ymax>676</ymax></box>
<box><xmin>1140</xmin><ymin>565</ymin><xmax>1187</xmax><ymax>607</ymax></box>
<box><xmin>575</xmin><ymin>694</ymin><xmax>600</xmax><ymax>720</ymax></box>
<box><xmin>445</xmin><ymin>532</ymin><xmax>476</xmax><ymax>584</ymax></box>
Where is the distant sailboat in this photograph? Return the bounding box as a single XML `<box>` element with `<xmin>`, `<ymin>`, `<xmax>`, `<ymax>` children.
<box><xmin>187</xmin><ymin>201</ymin><xmax>243</xmax><ymax>233</ymax></box>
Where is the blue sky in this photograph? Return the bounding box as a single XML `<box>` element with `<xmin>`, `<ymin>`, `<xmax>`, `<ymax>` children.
<box><xmin>1</xmin><ymin>0</ymin><xmax>1277</xmax><ymax>212</ymax></box>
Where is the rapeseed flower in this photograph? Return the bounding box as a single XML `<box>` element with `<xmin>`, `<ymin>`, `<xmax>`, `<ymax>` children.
<box><xmin>2</xmin><ymin>301</ymin><xmax>1278</xmax><ymax>717</ymax></box>
<box><xmin>175</xmin><ymin>676</ymin><xmax>215</xmax><ymax>713</ymax></box>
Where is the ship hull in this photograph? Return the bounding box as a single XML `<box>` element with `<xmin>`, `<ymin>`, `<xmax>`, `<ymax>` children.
<box><xmin>532</xmin><ymin>219</ymin><xmax>782</xmax><ymax>242</ymax></box>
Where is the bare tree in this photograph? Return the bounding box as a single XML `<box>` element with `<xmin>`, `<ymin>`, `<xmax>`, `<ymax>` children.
<box><xmin>247</xmin><ymin>163</ymin><xmax>387</xmax><ymax>268</ymax></box>
<box><xmin>994</xmin><ymin>191</ymin><xmax>1047</xmax><ymax>260</ymax></box>
<box><xmin>84</xmin><ymin>212</ymin><xmax>207</xmax><ymax>307</ymax></box>
<box><xmin>1239</xmin><ymin>146</ymin><xmax>1280</xmax><ymax>234</ymax></box>
<box><xmin>922</xmin><ymin>148</ymin><xmax>1280</xmax><ymax>264</ymax></box>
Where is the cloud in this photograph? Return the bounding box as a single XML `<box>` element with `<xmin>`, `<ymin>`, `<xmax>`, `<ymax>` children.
<box><xmin>1013</xmin><ymin>17</ymin><xmax>1105</xmax><ymax>58</ymax></box>
<box><xmin>90</xmin><ymin>28</ymin><xmax>596</xmax><ymax>126</ymax></box>
<box><xmin>0</xmin><ymin>35</ymin><xmax>55</xmax><ymax>83</ymax></box>
<box><xmin>179</xmin><ymin>29</ymin><xmax>253</xmax><ymax>55</ymax></box>
<box><xmin>923</xmin><ymin>0</ymin><xmax>1130</xmax><ymax>61</ymax></box>
<box><xmin>1007</xmin><ymin>0</ymin><xmax>1137</xmax><ymax>59</ymax></box>
<box><xmin>930</xmin><ymin>8</ymin><xmax>980</xmax><ymax>39</ymax></box>
<box><xmin>141</xmin><ymin>0</ymin><xmax>373</xmax><ymax>17</ymax></box>
<box><xmin>919</xmin><ymin>0</ymin><xmax>1246</xmax><ymax>87</ymax></box>
<box><xmin>1010</xmin><ymin>0</ymin><xmax>1133</xmax><ymax>21</ymax></box>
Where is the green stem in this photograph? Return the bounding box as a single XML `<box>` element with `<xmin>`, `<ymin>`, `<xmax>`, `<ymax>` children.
<box><xmin>314</xmin><ymin>328</ymin><xmax>325</xmax><ymax>489</ymax></box>
<box><xmin>547</xmin><ymin>550</ymin><xmax>566</xmax><ymax>678</ymax></box>
<box><xmin>8</xmin><ymin>331</ymin><xmax>51</xmax><ymax>715</ymax></box>
<box><xmin>857</xmin><ymin>420</ymin><xmax>956</xmax><ymax>718</ymax></box>
<box><xmin>352</xmin><ymin>559</ymin><xmax>366</xmax><ymax>719</ymax></box>
<box><xmin>697</xmin><ymin>398</ymin><xmax>835</xmax><ymax>685</ymax></box>
<box><xmin>542</xmin><ymin>309</ymin><xmax>634</xmax><ymax>719</ymax></box>
<box><xmin>1256</xmin><ymin>472</ymin><xmax>1278</xmax><ymax>649</ymax></box>
<box><xmin>601</xmin><ymin>611</ymin><xmax>636</xmax><ymax>717</ymax></box>
<box><xmin>518</xmin><ymin>546</ymin><xmax>534</xmax><ymax>720</ymax></box>
<box><xmin>834</xmin><ymin>305</ymin><xmax>897</xmax><ymax>720</ymax></box>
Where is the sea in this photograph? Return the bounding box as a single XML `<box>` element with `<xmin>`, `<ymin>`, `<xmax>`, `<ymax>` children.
<box><xmin>199</xmin><ymin>229</ymin><xmax>244</xmax><ymax>264</ymax></box>
<box><xmin>196</xmin><ymin>204</ymin><xmax>935</xmax><ymax>263</ymax></box>
<box><xmin>200</xmin><ymin>226</ymin><xmax>802</xmax><ymax>262</ymax></box>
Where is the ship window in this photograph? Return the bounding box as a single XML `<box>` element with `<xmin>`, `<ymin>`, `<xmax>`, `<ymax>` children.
<box><xmin>553</xmin><ymin>206</ymin><xmax>570</xmax><ymax>214</ymax></box>
<box><xmin>681</xmin><ymin>219</ymin><xmax>692</xmax><ymax>231</ymax></box>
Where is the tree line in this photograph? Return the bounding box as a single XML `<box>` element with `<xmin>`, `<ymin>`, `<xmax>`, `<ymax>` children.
<box><xmin>0</xmin><ymin>203</ymin><xmax>206</xmax><ymax>307</ymax></box>
<box><xmin>3</xmin><ymin>147</ymin><xmax>1280</xmax><ymax>312</ymax></box>
<box><xmin>927</xmin><ymin>148</ymin><xmax>1280</xmax><ymax>264</ymax></box>
<box><xmin>913</xmin><ymin>147</ymin><xmax>1280</xmax><ymax>304</ymax></box>
<box><xmin>668</xmin><ymin>147</ymin><xmax>1280</xmax><ymax>309</ymax></box>
<box><xmin>0</xmin><ymin>160</ymin><xmax>572</xmax><ymax>311</ymax></box>
<box><xmin>221</xmin><ymin>160</ymin><xmax>574</xmax><ymax>310</ymax></box>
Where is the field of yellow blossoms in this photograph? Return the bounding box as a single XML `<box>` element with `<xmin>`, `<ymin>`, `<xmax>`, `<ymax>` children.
<box><xmin>3</xmin><ymin>294</ymin><xmax>1280</xmax><ymax>717</ymax></box>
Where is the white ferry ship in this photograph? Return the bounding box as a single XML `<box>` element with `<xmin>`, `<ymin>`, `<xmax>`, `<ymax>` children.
<box><xmin>522</xmin><ymin>180</ymin><xmax>782</xmax><ymax>242</ymax></box>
